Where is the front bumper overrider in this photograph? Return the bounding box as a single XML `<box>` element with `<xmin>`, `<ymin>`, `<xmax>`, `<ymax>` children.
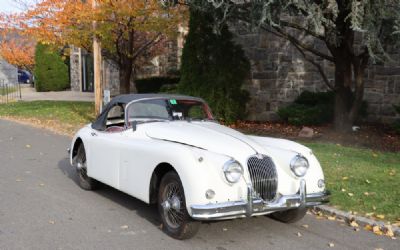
<box><xmin>190</xmin><ymin>179</ymin><xmax>330</xmax><ymax>220</ymax></box>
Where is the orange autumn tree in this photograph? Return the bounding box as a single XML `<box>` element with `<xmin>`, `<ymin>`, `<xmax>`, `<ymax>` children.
<box><xmin>7</xmin><ymin>0</ymin><xmax>186</xmax><ymax>93</ymax></box>
<box><xmin>0</xmin><ymin>15</ymin><xmax>35</xmax><ymax>71</ymax></box>
<box><xmin>0</xmin><ymin>37</ymin><xmax>35</xmax><ymax>71</ymax></box>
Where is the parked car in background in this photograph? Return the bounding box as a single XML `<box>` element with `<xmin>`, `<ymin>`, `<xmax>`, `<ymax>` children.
<box><xmin>69</xmin><ymin>94</ymin><xmax>330</xmax><ymax>240</ymax></box>
<box><xmin>18</xmin><ymin>69</ymin><xmax>33</xmax><ymax>84</ymax></box>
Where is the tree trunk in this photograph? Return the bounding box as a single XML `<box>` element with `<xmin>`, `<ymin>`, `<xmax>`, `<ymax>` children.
<box><xmin>333</xmin><ymin>51</ymin><xmax>354</xmax><ymax>131</ymax></box>
<box><xmin>119</xmin><ymin>63</ymin><xmax>133</xmax><ymax>94</ymax></box>
<box><xmin>333</xmin><ymin>50</ymin><xmax>367</xmax><ymax>131</ymax></box>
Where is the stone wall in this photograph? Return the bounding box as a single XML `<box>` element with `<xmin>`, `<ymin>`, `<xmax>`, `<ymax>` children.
<box><xmin>232</xmin><ymin>28</ymin><xmax>400</xmax><ymax>124</ymax></box>
<box><xmin>69</xmin><ymin>46</ymin><xmax>81</xmax><ymax>91</ymax></box>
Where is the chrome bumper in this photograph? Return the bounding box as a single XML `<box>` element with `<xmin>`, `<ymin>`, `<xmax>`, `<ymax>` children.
<box><xmin>190</xmin><ymin>180</ymin><xmax>330</xmax><ymax>220</ymax></box>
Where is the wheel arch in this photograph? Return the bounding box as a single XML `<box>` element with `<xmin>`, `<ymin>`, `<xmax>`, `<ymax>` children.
<box><xmin>71</xmin><ymin>137</ymin><xmax>84</xmax><ymax>164</ymax></box>
<box><xmin>149</xmin><ymin>162</ymin><xmax>177</xmax><ymax>204</ymax></box>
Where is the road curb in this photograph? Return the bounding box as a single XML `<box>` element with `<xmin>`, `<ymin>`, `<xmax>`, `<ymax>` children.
<box><xmin>314</xmin><ymin>205</ymin><xmax>400</xmax><ymax>237</ymax></box>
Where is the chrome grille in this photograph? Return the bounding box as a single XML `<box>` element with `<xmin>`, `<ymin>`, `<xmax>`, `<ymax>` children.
<box><xmin>247</xmin><ymin>155</ymin><xmax>278</xmax><ymax>201</ymax></box>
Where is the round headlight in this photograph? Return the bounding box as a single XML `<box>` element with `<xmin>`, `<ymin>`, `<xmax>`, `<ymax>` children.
<box><xmin>223</xmin><ymin>160</ymin><xmax>243</xmax><ymax>183</ymax></box>
<box><xmin>290</xmin><ymin>155</ymin><xmax>309</xmax><ymax>177</ymax></box>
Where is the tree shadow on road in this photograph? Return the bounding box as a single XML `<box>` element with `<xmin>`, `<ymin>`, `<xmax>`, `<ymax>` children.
<box><xmin>57</xmin><ymin>157</ymin><xmax>161</xmax><ymax>227</ymax></box>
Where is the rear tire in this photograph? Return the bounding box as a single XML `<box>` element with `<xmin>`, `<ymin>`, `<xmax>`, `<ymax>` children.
<box><xmin>270</xmin><ymin>207</ymin><xmax>307</xmax><ymax>223</ymax></box>
<box><xmin>75</xmin><ymin>144</ymin><xmax>99</xmax><ymax>190</ymax></box>
<box><xmin>158</xmin><ymin>171</ymin><xmax>200</xmax><ymax>240</ymax></box>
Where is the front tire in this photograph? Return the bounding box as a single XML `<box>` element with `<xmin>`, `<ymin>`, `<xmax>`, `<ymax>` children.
<box><xmin>158</xmin><ymin>171</ymin><xmax>200</xmax><ymax>240</ymax></box>
<box><xmin>75</xmin><ymin>144</ymin><xmax>99</xmax><ymax>190</ymax></box>
<box><xmin>270</xmin><ymin>207</ymin><xmax>307</xmax><ymax>223</ymax></box>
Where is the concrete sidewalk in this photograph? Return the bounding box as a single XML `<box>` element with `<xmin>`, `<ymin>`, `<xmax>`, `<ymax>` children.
<box><xmin>20</xmin><ymin>86</ymin><xmax>94</xmax><ymax>102</ymax></box>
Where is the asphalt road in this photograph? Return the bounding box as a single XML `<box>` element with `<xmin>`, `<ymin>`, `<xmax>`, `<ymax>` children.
<box><xmin>0</xmin><ymin>119</ymin><xmax>398</xmax><ymax>250</ymax></box>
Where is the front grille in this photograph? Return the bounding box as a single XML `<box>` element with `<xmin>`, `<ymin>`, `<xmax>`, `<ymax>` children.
<box><xmin>247</xmin><ymin>155</ymin><xmax>278</xmax><ymax>201</ymax></box>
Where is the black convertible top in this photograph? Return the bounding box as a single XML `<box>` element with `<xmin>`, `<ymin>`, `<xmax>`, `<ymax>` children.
<box><xmin>92</xmin><ymin>94</ymin><xmax>205</xmax><ymax>130</ymax></box>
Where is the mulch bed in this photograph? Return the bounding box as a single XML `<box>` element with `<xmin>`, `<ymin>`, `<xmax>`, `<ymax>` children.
<box><xmin>230</xmin><ymin>121</ymin><xmax>400</xmax><ymax>152</ymax></box>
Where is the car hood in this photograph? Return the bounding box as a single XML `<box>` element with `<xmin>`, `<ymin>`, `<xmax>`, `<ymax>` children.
<box><xmin>144</xmin><ymin>121</ymin><xmax>266</xmax><ymax>158</ymax></box>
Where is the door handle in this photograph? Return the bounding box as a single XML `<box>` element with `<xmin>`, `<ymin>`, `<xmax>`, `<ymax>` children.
<box><xmin>91</xmin><ymin>132</ymin><xmax>98</xmax><ymax>137</ymax></box>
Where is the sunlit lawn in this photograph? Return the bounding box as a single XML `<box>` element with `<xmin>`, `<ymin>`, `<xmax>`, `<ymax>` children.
<box><xmin>305</xmin><ymin>142</ymin><xmax>400</xmax><ymax>222</ymax></box>
<box><xmin>0</xmin><ymin>101</ymin><xmax>95</xmax><ymax>134</ymax></box>
<box><xmin>0</xmin><ymin>101</ymin><xmax>399</xmax><ymax>221</ymax></box>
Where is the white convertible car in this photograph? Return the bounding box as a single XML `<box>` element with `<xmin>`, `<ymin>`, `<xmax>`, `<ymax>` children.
<box><xmin>69</xmin><ymin>94</ymin><xmax>329</xmax><ymax>239</ymax></box>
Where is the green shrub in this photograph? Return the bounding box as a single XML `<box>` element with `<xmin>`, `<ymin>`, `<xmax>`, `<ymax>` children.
<box><xmin>278</xmin><ymin>91</ymin><xmax>334</xmax><ymax>126</ymax></box>
<box><xmin>393</xmin><ymin>105</ymin><xmax>400</xmax><ymax>133</ymax></box>
<box><xmin>135</xmin><ymin>77</ymin><xmax>180</xmax><ymax>93</ymax></box>
<box><xmin>177</xmin><ymin>9</ymin><xmax>250</xmax><ymax>123</ymax></box>
<box><xmin>278</xmin><ymin>90</ymin><xmax>369</xmax><ymax>126</ymax></box>
<box><xmin>34</xmin><ymin>43</ymin><xmax>69</xmax><ymax>92</ymax></box>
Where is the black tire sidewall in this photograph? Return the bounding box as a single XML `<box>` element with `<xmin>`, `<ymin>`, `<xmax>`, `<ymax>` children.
<box><xmin>76</xmin><ymin>144</ymin><xmax>97</xmax><ymax>190</ymax></box>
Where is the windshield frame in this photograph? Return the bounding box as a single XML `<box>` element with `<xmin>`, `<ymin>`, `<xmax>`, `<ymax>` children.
<box><xmin>124</xmin><ymin>97</ymin><xmax>214</xmax><ymax>128</ymax></box>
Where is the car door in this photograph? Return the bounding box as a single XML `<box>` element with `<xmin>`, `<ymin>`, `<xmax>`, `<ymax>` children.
<box><xmin>87</xmin><ymin>104</ymin><xmax>125</xmax><ymax>189</ymax></box>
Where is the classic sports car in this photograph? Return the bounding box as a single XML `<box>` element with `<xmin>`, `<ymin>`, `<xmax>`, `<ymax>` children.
<box><xmin>69</xmin><ymin>94</ymin><xmax>329</xmax><ymax>239</ymax></box>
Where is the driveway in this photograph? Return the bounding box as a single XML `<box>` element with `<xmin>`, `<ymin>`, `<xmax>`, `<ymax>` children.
<box><xmin>20</xmin><ymin>86</ymin><xmax>94</xmax><ymax>102</ymax></box>
<box><xmin>0</xmin><ymin>119</ymin><xmax>398</xmax><ymax>250</ymax></box>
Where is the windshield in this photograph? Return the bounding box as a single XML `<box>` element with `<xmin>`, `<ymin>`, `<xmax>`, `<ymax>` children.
<box><xmin>126</xmin><ymin>98</ymin><xmax>214</xmax><ymax>122</ymax></box>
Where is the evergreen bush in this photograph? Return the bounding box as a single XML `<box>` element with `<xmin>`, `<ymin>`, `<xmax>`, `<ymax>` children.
<box><xmin>135</xmin><ymin>76</ymin><xmax>180</xmax><ymax>93</ymax></box>
<box><xmin>34</xmin><ymin>43</ymin><xmax>69</xmax><ymax>92</ymax></box>
<box><xmin>178</xmin><ymin>9</ymin><xmax>250</xmax><ymax>123</ymax></box>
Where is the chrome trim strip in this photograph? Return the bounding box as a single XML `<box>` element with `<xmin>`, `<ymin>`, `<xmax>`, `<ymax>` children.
<box><xmin>190</xmin><ymin>190</ymin><xmax>330</xmax><ymax>220</ymax></box>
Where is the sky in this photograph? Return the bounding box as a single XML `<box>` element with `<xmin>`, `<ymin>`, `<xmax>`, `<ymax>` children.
<box><xmin>0</xmin><ymin>0</ymin><xmax>32</xmax><ymax>14</ymax></box>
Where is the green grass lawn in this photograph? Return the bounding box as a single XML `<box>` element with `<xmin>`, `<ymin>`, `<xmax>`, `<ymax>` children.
<box><xmin>305</xmin><ymin>142</ymin><xmax>400</xmax><ymax>222</ymax></box>
<box><xmin>0</xmin><ymin>101</ymin><xmax>95</xmax><ymax>134</ymax></box>
<box><xmin>0</xmin><ymin>101</ymin><xmax>398</xmax><ymax>221</ymax></box>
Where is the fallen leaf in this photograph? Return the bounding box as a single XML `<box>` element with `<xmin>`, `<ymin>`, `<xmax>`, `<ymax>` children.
<box><xmin>348</xmin><ymin>193</ymin><xmax>354</xmax><ymax>197</ymax></box>
<box><xmin>364</xmin><ymin>225</ymin><xmax>373</xmax><ymax>231</ymax></box>
<box><xmin>342</xmin><ymin>176</ymin><xmax>349</xmax><ymax>180</ymax></box>
<box><xmin>372</xmin><ymin>206</ymin><xmax>377</xmax><ymax>211</ymax></box>
<box><xmin>296</xmin><ymin>232</ymin><xmax>302</xmax><ymax>237</ymax></box>
<box><xmin>328</xmin><ymin>242</ymin><xmax>334</xmax><ymax>247</ymax></box>
<box><xmin>120</xmin><ymin>225</ymin><xmax>129</xmax><ymax>229</ymax></box>
<box><xmin>350</xmin><ymin>221</ymin><xmax>359</xmax><ymax>228</ymax></box>
<box><xmin>373</xmin><ymin>225</ymin><xmax>383</xmax><ymax>235</ymax></box>
<box><xmin>25</xmin><ymin>144</ymin><xmax>31</xmax><ymax>148</ymax></box>
<box><xmin>383</xmin><ymin>226</ymin><xmax>394</xmax><ymax>237</ymax></box>
<box><xmin>376</xmin><ymin>214</ymin><xmax>385</xmax><ymax>220</ymax></box>
<box><xmin>301</xmin><ymin>224</ymin><xmax>309</xmax><ymax>229</ymax></box>
<box><xmin>48</xmin><ymin>220</ymin><xmax>55</xmax><ymax>224</ymax></box>
<box><xmin>372</xmin><ymin>153</ymin><xmax>378</xmax><ymax>157</ymax></box>
<box><xmin>327</xmin><ymin>216</ymin><xmax>336</xmax><ymax>221</ymax></box>
<box><xmin>364</xmin><ymin>192</ymin><xmax>369</xmax><ymax>196</ymax></box>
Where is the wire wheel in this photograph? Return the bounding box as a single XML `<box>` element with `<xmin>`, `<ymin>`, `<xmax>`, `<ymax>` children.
<box><xmin>75</xmin><ymin>144</ymin><xmax>98</xmax><ymax>190</ymax></box>
<box><xmin>158</xmin><ymin>171</ymin><xmax>200</xmax><ymax>239</ymax></box>
<box><xmin>161</xmin><ymin>182</ymin><xmax>185</xmax><ymax>229</ymax></box>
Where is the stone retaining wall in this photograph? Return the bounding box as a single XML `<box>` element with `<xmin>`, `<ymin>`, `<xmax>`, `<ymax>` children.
<box><xmin>233</xmin><ymin>28</ymin><xmax>400</xmax><ymax>124</ymax></box>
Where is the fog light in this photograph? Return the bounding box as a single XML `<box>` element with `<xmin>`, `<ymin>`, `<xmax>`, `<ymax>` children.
<box><xmin>205</xmin><ymin>189</ymin><xmax>215</xmax><ymax>199</ymax></box>
<box><xmin>318</xmin><ymin>179</ymin><xmax>325</xmax><ymax>188</ymax></box>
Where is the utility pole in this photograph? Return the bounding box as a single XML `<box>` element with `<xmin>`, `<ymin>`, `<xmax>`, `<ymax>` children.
<box><xmin>92</xmin><ymin>0</ymin><xmax>102</xmax><ymax>115</ymax></box>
